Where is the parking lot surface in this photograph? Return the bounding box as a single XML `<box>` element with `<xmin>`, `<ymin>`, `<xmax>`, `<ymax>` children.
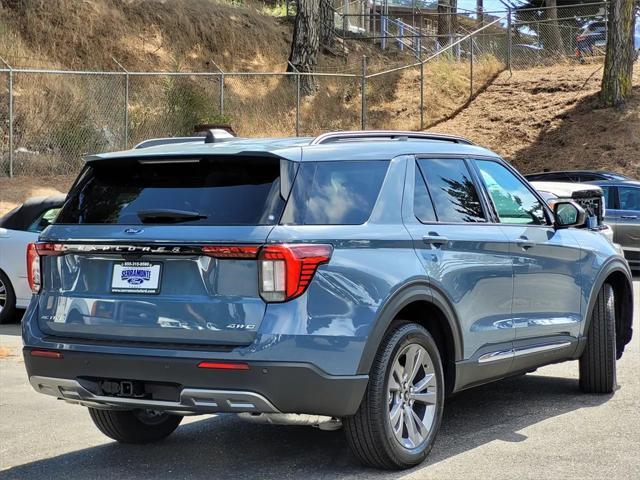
<box><xmin>1</xmin><ymin>279</ymin><xmax>638</xmax><ymax>480</ymax></box>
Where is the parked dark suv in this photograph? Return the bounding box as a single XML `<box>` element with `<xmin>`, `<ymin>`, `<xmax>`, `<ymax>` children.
<box><xmin>23</xmin><ymin>131</ymin><xmax>634</xmax><ymax>469</ymax></box>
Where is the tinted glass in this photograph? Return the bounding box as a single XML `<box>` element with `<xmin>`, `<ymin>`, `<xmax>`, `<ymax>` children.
<box><xmin>475</xmin><ymin>160</ymin><xmax>547</xmax><ymax>225</ymax></box>
<box><xmin>57</xmin><ymin>157</ymin><xmax>288</xmax><ymax>225</ymax></box>
<box><xmin>417</xmin><ymin>159</ymin><xmax>485</xmax><ymax>223</ymax></box>
<box><xmin>414</xmin><ymin>164</ymin><xmax>436</xmax><ymax>223</ymax></box>
<box><xmin>282</xmin><ymin>161</ymin><xmax>388</xmax><ymax>225</ymax></box>
<box><xmin>619</xmin><ymin>187</ymin><xmax>640</xmax><ymax>210</ymax></box>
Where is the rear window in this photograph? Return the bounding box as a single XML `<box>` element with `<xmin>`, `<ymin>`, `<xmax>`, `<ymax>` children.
<box><xmin>281</xmin><ymin>160</ymin><xmax>389</xmax><ymax>225</ymax></box>
<box><xmin>56</xmin><ymin>157</ymin><xmax>291</xmax><ymax>225</ymax></box>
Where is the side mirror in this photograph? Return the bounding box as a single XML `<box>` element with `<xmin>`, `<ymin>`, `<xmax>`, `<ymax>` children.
<box><xmin>553</xmin><ymin>201</ymin><xmax>586</xmax><ymax>229</ymax></box>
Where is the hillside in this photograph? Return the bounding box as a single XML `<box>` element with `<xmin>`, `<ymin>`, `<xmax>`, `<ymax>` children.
<box><xmin>432</xmin><ymin>64</ymin><xmax>640</xmax><ymax>178</ymax></box>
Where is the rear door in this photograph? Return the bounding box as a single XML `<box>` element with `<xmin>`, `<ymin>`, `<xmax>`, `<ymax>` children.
<box><xmin>37</xmin><ymin>155</ymin><xmax>293</xmax><ymax>347</ymax></box>
<box><xmin>403</xmin><ymin>157</ymin><xmax>514</xmax><ymax>373</ymax></box>
<box><xmin>472</xmin><ymin>159</ymin><xmax>583</xmax><ymax>363</ymax></box>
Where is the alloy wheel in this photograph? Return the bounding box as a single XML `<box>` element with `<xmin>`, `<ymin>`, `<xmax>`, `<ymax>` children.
<box><xmin>387</xmin><ymin>343</ymin><xmax>438</xmax><ymax>449</ymax></box>
<box><xmin>0</xmin><ymin>277</ymin><xmax>6</xmax><ymax>315</ymax></box>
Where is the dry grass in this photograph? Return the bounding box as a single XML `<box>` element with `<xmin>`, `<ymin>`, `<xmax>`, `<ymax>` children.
<box><xmin>433</xmin><ymin>63</ymin><xmax>640</xmax><ymax>178</ymax></box>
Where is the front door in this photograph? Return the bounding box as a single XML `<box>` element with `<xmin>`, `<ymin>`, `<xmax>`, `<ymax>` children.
<box><xmin>472</xmin><ymin>159</ymin><xmax>583</xmax><ymax>370</ymax></box>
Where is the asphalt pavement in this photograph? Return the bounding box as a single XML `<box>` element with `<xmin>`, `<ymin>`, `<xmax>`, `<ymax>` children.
<box><xmin>1</xmin><ymin>279</ymin><xmax>638</xmax><ymax>479</ymax></box>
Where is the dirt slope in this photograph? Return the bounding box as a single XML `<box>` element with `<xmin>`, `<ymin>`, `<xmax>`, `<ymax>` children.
<box><xmin>431</xmin><ymin>64</ymin><xmax>640</xmax><ymax>178</ymax></box>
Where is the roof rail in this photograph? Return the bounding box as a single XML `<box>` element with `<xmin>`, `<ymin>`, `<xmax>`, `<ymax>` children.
<box><xmin>310</xmin><ymin>130</ymin><xmax>474</xmax><ymax>146</ymax></box>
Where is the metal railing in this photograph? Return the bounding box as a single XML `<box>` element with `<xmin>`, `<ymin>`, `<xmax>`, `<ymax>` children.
<box><xmin>0</xmin><ymin>2</ymin><xmax>609</xmax><ymax>177</ymax></box>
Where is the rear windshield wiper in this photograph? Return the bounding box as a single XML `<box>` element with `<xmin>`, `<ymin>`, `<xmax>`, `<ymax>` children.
<box><xmin>137</xmin><ymin>209</ymin><xmax>208</xmax><ymax>224</ymax></box>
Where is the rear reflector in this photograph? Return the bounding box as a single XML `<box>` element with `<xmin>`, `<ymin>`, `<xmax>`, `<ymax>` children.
<box><xmin>30</xmin><ymin>350</ymin><xmax>63</xmax><ymax>359</ymax></box>
<box><xmin>197</xmin><ymin>361</ymin><xmax>250</xmax><ymax>370</ymax></box>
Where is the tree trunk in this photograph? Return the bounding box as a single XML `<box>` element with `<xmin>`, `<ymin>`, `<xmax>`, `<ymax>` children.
<box><xmin>287</xmin><ymin>0</ymin><xmax>320</xmax><ymax>95</ymax></box>
<box><xmin>437</xmin><ymin>0</ymin><xmax>452</xmax><ymax>48</ymax></box>
<box><xmin>319</xmin><ymin>0</ymin><xmax>335</xmax><ymax>48</ymax></box>
<box><xmin>544</xmin><ymin>0</ymin><xmax>565</xmax><ymax>55</ymax></box>
<box><xmin>601</xmin><ymin>0</ymin><xmax>635</xmax><ymax>106</ymax></box>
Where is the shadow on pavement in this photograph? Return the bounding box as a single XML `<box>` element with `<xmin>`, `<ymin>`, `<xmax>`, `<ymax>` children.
<box><xmin>0</xmin><ymin>373</ymin><xmax>611</xmax><ymax>480</ymax></box>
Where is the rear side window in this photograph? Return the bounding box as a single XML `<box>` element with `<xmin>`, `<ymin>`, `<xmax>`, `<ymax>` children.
<box><xmin>417</xmin><ymin>158</ymin><xmax>485</xmax><ymax>223</ymax></box>
<box><xmin>414</xmin><ymin>165</ymin><xmax>436</xmax><ymax>223</ymax></box>
<box><xmin>56</xmin><ymin>157</ymin><xmax>290</xmax><ymax>225</ymax></box>
<box><xmin>281</xmin><ymin>161</ymin><xmax>388</xmax><ymax>225</ymax></box>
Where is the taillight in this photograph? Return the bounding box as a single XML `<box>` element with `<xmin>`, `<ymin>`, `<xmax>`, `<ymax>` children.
<box><xmin>27</xmin><ymin>242</ymin><xmax>64</xmax><ymax>293</ymax></box>
<box><xmin>258</xmin><ymin>244</ymin><xmax>332</xmax><ymax>302</ymax></box>
<box><xmin>26</xmin><ymin>243</ymin><xmax>41</xmax><ymax>293</ymax></box>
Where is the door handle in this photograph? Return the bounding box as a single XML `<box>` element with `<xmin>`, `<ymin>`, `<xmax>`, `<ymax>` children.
<box><xmin>423</xmin><ymin>235</ymin><xmax>449</xmax><ymax>247</ymax></box>
<box><xmin>516</xmin><ymin>235</ymin><xmax>535</xmax><ymax>250</ymax></box>
<box><xmin>621</xmin><ymin>215</ymin><xmax>638</xmax><ymax>219</ymax></box>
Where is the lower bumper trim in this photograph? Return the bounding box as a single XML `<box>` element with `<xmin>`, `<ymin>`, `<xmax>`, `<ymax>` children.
<box><xmin>29</xmin><ymin>376</ymin><xmax>280</xmax><ymax>414</ymax></box>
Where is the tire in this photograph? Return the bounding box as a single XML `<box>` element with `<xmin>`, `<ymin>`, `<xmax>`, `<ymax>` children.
<box><xmin>344</xmin><ymin>322</ymin><xmax>445</xmax><ymax>470</ymax></box>
<box><xmin>579</xmin><ymin>283</ymin><xmax>617</xmax><ymax>394</ymax></box>
<box><xmin>0</xmin><ymin>270</ymin><xmax>17</xmax><ymax>324</ymax></box>
<box><xmin>88</xmin><ymin>408</ymin><xmax>182</xmax><ymax>444</ymax></box>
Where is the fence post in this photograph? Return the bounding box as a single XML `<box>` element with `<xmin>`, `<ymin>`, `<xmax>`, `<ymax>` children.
<box><xmin>296</xmin><ymin>72</ymin><xmax>301</xmax><ymax>136</ymax></box>
<box><xmin>507</xmin><ymin>6</ymin><xmax>512</xmax><ymax>72</ymax></box>
<box><xmin>361</xmin><ymin>55</ymin><xmax>367</xmax><ymax>130</ymax></box>
<box><xmin>381</xmin><ymin>16</ymin><xmax>387</xmax><ymax>49</ymax></box>
<box><xmin>210</xmin><ymin>60</ymin><xmax>225</xmax><ymax>116</ymax></box>
<box><xmin>420</xmin><ymin>61</ymin><xmax>424</xmax><ymax>130</ymax></box>
<box><xmin>2</xmin><ymin>57</ymin><xmax>13</xmax><ymax>177</ymax></box>
<box><xmin>8</xmin><ymin>69</ymin><xmax>13</xmax><ymax>178</ymax></box>
<box><xmin>112</xmin><ymin>58</ymin><xmax>129</xmax><ymax>149</ymax></box>
<box><xmin>469</xmin><ymin>38</ymin><xmax>474</xmax><ymax>99</ymax></box>
<box><xmin>288</xmin><ymin>61</ymin><xmax>301</xmax><ymax>136</ymax></box>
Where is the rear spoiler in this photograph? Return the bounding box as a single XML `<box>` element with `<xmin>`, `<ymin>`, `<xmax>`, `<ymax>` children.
<box><xmin>134</xmin><ymin>129</ymin><xmax>237</xmax><ymax>149</ymax></box>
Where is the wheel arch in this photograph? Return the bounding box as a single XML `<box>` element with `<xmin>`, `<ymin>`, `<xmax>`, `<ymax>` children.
<box><xmin>580</xmin><ymin>259</ymin><xmax>634</xmax><ymax>359</ymax></box>
<box><xmin>356</xmin><ymin>281</ymin><xmax>463</xmax><ymax>394</ymax></box>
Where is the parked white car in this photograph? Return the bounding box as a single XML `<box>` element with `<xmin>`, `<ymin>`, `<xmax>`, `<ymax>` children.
<box><xmin>530</xmin><ymin>181</ymin><xmax>614</xmax><ymax>243</ymax></box>
<box><xmin>0</xmin><ymin>196</ymin><xmax>65</xmax><ymax>323</ymax></box>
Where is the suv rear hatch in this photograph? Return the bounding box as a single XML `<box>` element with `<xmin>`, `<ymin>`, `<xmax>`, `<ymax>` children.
<box><xmin>34</xmin><ymin>155</ymin><xmax>295</xmax><ymax>347</ymax></box>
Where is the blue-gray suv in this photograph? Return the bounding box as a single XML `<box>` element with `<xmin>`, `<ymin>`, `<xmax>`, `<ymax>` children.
<box><xmin>22</xmin><ymin>131</ymin><xmax>634</xmax><ymax>469</ymax></box>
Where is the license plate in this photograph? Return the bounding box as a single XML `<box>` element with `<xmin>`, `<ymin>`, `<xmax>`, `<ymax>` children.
<box><xmin>111</xmin><ymin>261</ymin><xmax>162</xmax><ymax>294</ymax></box>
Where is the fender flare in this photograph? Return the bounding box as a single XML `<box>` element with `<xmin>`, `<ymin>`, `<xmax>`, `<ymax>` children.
<box><xmin>577</xmin><ymin>257</ymin><xmax>634</xmax><ymax>357</ymax></box>
<box><xmin>356</xmin><ymin>280</ymin><xmax>464</xmax><ymax>375</ymax></box>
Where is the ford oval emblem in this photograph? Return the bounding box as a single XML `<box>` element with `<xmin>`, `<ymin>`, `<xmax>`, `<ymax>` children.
<box><xmin>124</xmin><ymin>228</ymin><xmax>144</xmax><ymax>235</ymax></box>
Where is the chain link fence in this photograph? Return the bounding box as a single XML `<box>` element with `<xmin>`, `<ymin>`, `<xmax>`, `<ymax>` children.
<box><xmin>0</xmin><ymin>2</ymin><xmax>608</xmax><ymax>177</ymax></box>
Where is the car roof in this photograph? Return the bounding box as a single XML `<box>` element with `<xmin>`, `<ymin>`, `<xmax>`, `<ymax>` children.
<box><xmin>84</xmin><ymin>134</ymin><xmax>500</xmax><ymax>164</ymax></box>
<box><xmin>0</xmin><ymin>195</ymin><xmax>66</xmax><ymax>231</ymax></box>
<box><xmin>526</xmin><ymin>170</ymin><xmax>628</xmax><ymax>178</ymax></box>
<box><xmin>587</xmin><ymin>179</ymin><xmax>640</xmax><ymax>187</ymax></box>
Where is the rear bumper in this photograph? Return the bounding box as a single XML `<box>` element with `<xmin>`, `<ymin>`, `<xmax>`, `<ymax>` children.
<box><xmin>23</xmin><ymin>348</ymin><xmax>368</xmax><ymax>417</ymax></box>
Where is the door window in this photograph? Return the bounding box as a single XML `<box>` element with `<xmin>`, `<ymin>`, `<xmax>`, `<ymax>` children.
<box><xmin>416</xmin><ymin>159</ymin><xmax>485</xmax><ymax>223</ymax></box>
<box><xmin>475</xmin><ymin>160</ymin><xmax>547</xmax><ymax>225</ymax></box>
<box><xmin>619</xmin><ymin>187</ymin><xmax>640</xmax><ymax>211</ymax></box>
